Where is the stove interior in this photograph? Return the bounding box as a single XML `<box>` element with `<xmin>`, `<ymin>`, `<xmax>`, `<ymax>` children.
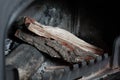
<box><xmin>5</xmin><ymin>0</ymin><xmax>120</xmax><ymax>80</ymax></box>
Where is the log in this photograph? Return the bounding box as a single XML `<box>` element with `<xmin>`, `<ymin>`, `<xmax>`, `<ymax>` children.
<box><xmin>15</xmin><ymin>17</ymin><xmax>104</xmax><ymax>63</ymax></box>
<box><xmin>24</xmin><ymin>17</ymin><xmax>104</xmax><ymax>55</ymax></box>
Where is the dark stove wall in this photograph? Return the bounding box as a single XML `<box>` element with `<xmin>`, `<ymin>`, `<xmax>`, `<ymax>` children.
<box><xmin>68</xmin><ymin>1</ymin><xmax>119</xmax><ymax>54</ymax></box>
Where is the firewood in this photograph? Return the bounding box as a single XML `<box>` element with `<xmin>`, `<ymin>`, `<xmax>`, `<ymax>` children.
<box><xmin>15</xmin><ymin>30</ymin><xmax>99</xmax><ymax>63</ymax></box>
<box><xmin>15</xmin><ymin>17</ymin><xmax>104</xmax><ymax>63</ymax></box>
<box><xmin>24</xmin><ymin>17</ymin><xmax>103</xmax><ymax>54</ymax></box>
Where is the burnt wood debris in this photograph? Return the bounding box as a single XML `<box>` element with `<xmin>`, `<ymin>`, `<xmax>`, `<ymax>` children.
<box><xmin>15</xmin><ymin>16</ymin><xmax>104</xmax><ymax>63</ymax></box>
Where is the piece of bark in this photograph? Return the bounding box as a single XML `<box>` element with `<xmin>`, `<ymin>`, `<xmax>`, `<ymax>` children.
<box><xmin>15</xmin><ymin>30</ymin><xmax>61</xmax><ymax>59</ymax></box>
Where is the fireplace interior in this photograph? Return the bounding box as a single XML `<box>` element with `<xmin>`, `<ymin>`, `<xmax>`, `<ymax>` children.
<box><xmin>3</xmin><ymin>0</ymin><xmax>120</xmax><ymax>80</ymax></box>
